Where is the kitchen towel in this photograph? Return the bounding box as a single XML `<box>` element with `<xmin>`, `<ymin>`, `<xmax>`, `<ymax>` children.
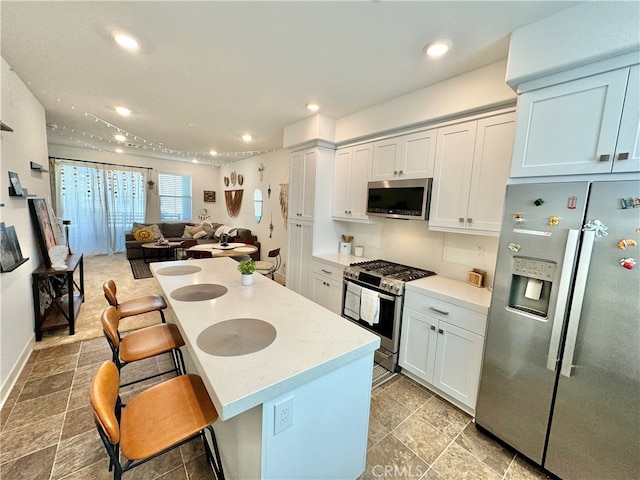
<box><xmin>360</xmin><ymin>287</ymin><xmax>380</xmax><ymax>326</ymax></box>
<box><xmin>344</xmin><ymin>282</ymin><xmax>362</xmax><ymax>320</ymax></box>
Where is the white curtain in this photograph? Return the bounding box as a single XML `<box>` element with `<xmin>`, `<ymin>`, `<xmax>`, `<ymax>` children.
<box><xmin>52</xmin><ymin>158</ymin><xmax>147</xmax><ymax>255</ymax></box>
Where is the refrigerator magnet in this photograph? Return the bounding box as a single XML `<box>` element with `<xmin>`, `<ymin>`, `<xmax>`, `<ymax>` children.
<box><xmin>620</xmin><ymin>257</ymin><xmax>636</xmax><ymax>270</ymax></box>
<box><xmin>618</xmin><ymin>239</ymin><xmax>638</xmax><ymax>249</ymax></box>
<box><xmin>583</xmin><ymin>219</ymin><xmax>608</xmax><ymax>237</ymax></box>
<box><xmin>534</xmin><ymin>198</ymin><xmax>544</xmax><ymax>206</ymax></box>
<box><xmin>508</xmin><ymin>243</ymin><xmax>521</xmax><ymax>252</ymax></box>
<box><xmin>549</xmin><ymin>216</ymin><xmax>560</xmax><ymax>227</ymax></box>
<box><xmin>567</xmin><ymin>196</ymin><xmax>577</xmax><ymax>209</ymax></box>
<box><xmin>513</xmin><ymin>213</ymin><xmax>524</xmax><ymax>228</ymax></box>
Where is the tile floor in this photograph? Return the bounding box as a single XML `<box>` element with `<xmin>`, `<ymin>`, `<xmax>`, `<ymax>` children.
<box><xmin>0</xmin><ymin>336</ymin><xmax>552</xmax><ymax>480</ymax></box>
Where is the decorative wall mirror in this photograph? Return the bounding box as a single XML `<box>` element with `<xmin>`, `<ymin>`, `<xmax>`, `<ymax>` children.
<box><xmin>253</xmin><ymin>189</ymin><xmax>263</xmax><ymax>223</ymax></box>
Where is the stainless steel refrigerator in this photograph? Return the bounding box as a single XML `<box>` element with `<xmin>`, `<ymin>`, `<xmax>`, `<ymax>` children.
<box><xmin>476</xmin><ymin>180</ymin><xmax>640</xmax><ymax>480</ymax></box>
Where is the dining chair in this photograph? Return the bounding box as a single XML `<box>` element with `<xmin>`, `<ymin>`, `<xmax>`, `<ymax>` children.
<box><xmin>255</xmin><ymin>248</ymin><xmax>281</xmax><ymax>279</ymax></box>
<box><xmin>103</xmin><ymin>279</ymin><xmax>167</xmax><ymax>323</ymax></box>
<box><xmin>91</xmin><ymin>361</ymin><xmax>225</xmax><ymax>480</ymax></box>
<box><xmin>101</xmin><ymin>306</ymin><xmax>185</xmax><ymax>388</ymax></box>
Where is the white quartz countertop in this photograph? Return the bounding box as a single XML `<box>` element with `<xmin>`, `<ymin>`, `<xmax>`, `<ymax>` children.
<box><xmin>313</xmin><ymin>253</ymin><xmax>372</xmax><ymax>267</ymax></box>
<box><xmin>150</xmin><ymin>258</ymin><xmax>379</xmax><ymax>420</ymax></box>
<box><xmin>405</xmin><ymin>276</ymin><xmax>492</xmax><ymax>314</ymax></box>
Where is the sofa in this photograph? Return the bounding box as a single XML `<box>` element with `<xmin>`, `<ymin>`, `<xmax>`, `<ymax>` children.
<box><xmin>125</xmin><ymin>221</ymin><xmax>260</xmax><ymax>261</ymax></box>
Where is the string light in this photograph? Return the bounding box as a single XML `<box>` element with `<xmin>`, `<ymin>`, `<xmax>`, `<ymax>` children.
<box><xmin>42</xmin><ymin>91</ymin><xmax>280</xmax><ymax>166</ymax></box>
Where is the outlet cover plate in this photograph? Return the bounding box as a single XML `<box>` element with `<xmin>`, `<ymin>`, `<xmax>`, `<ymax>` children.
<box><xmin>274</xmin><ymin>396</ymin><xmax>294</xmax><ymax>435</ymax></box>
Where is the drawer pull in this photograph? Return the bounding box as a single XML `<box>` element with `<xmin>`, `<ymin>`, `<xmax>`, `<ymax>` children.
<box><xmin>438</xmin><ymin>328</ymin><xmax>444</xmax><ymax>334</ymax></box>
<box><xmin>321</xmin><ymin>269</ymin><xmax>332</xmax><ymax>275</ymax></box>
<box><xmin>430</xmin><ymin>325</ymin><xmax>436</xmax><ymax>331</ymax></box>
<box><xmin>598</xmin><ymin>154</ymin><xmax>610</xmax><ymax>162</ymax></box>
<box><xmin>429</xmin><ymin>307</ymin><xmax>450</xmax><ymax>316</ymax></box>
<box><xmin>617</xmin><ymin>152</ymin><xmax>629</xmax><ymax>161</ymax></box>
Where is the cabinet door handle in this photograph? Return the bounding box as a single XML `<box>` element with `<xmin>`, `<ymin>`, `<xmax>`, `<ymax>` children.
<box><xmin>348</xmin><ymin>210</ymin><xmax>351</xmax><ymax>214</ymax></box>
<box><xmin>430</xmin><ymin>325</ymin><xmax>436</xmax><ymax>331</ymax></box>
<box><xmin>393</xmin><ymin>170</ymin><xmax>398</xmax><ymax>175</ymax></box>
<box><xmin>429</xmin><ymin>306</ymin><xmax>449</xmax><ymax>316</ymax></box>
<box><xmin>467</xmin><ymin>218</ymin><xmax>473</xmax><ymax>224</ymax></box>
<box><xmin>459</xmin><ymin>217</ymin><xmax>465</xmax><ymax>223</ymax></box>
<box><xmin>438</xmin><ymin>329</ymin><xmax>444</xmax><ymax>334</ymax></box>
<box><xmin>321</xmin><ymin>269</ymin><xmax>332</xmax><ymax>275</ymax></box>
<box><xmin>599</xmin><ymin>154</ymin><xmax>610</xmax><ymax>162</ymax></box>
<box><xmin>617</xmin><ymin>152</ymin><xmax>629</xmax><ymax>161</ymax></box>
<box><xmin>398</xmin><ymin>170</ymin><xmax>403</xmax><ymax>175</ymax></box>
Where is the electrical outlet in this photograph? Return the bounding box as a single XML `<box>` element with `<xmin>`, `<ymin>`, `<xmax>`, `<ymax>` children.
<box><xmin>475</xmin><ymin>244</ymin><xmax>484</xmax><ymax>258</ymax></box>
<box><xmin>274</xmin><ymin>396</ymin><xmax>294</xmax><ymax>435</ymax></box>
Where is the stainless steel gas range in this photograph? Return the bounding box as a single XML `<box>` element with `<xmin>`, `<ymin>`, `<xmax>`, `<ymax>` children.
<box><xmin>342</xmin><ymin>259</ymin><xmax>436</xmax><ymax>372</ymax></box>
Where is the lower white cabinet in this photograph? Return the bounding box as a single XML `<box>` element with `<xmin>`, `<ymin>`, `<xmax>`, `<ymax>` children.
<box><xmin>400</xmin><ymin>290</ymin><xmax>486</xmax><ymax>413</ymax></box>
<box><xmin>311</xmin><ymin>260</ymin><xmax>344</xmax><ymax>315</ymax></box>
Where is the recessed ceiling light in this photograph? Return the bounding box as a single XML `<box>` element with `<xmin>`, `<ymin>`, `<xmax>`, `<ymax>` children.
<box><xmin>209</xmin><ymin>150</ymin><xmax>218</xmax><ymax>156</ymax></box>
<box><xmin>423</xmin><ymin>39</ymin><xmax>452</xmax><ymax>58</ymax></box>
<box><xmin>242</xmin><ymin>134</ymin><xmax>252</xmax><ymax>142</ymax></box>
<box><xmin>113</xmin><ymin>32</ymin><xmax>140</xmax><ymax>51</ymax></box>
<box><xmin>306</xmin><ymin>103</ymin><xmax>320</xmax><ymax>112</ymax></box>
<box><xmin>115</xmin><ymin>106</ymin><xmax>131</xmax><ymax>116</ymax></box>
<box><xmin>192</xmin><ymin>159</ymin><xmax>198</xmax><ymax>164</ymax></box>
<box><xmin>114</xmin><ymin>134</ymin><xmax>126</xmax><ymax>142</ymax></box>
<box><xmin>115</xmin><ymin>148</ymin><xmax>123</xmax><ymax>154</ymax></box>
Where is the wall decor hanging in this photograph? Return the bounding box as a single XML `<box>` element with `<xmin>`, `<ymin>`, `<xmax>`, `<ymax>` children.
<box><xmin>204</xmin><ymin>190</ymin><xmax>216</xmax><ymax>203</ymax></box>
<box><xmin>238</xmin><ymin>174</ymin><xmax>244</xmax><ymax>186</ymax></box>
<box><xmin>230</xmin><ymin>171</ymin><xmax>237</xmax><ymax>186</ymax></box>
<box><xmin>225</xmin><ymin>190</ymin><xmax>243</xmax><ymax>217</ymax></box>
<box><xmin>279</xmin><ymin>184</ymin><xmax>289</xmax><ymax>227</ymax></box>
<box><xmin>224</xmin><ymin>177</ymin><xmax>229</xmax><ymax>187</ymax></box>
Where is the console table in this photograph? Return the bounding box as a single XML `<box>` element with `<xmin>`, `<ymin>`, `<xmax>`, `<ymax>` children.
<box><xmin>32</xmin><ymin>253</ymin><xmax>84</xmax><ymax>341</ymax></box>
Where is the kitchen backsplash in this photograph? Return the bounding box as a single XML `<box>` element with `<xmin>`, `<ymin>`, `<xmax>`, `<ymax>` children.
<box><xmin>343</xmin><ymin>218</ymin><xmax>498</xmax><ymax>287</ymax></box>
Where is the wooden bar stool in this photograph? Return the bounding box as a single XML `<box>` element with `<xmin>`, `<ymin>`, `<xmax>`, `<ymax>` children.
<box><xmin>103</xmin><ymin>279</ymin><xmax>167</xmax><ymax>323</ymax></box>
<box><xmin>101</xmin><ymin>306</ymin><xmax>186</xmax><ymax>388</ymax></box>
<box><xmin>91</xmin><ymin>361</ymin><xmax>225</xmax><ymax>480</ymax></box>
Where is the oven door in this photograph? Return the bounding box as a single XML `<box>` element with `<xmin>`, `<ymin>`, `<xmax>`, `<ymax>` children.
<box><xmin>341</xmin><ymin>278</ymin><xmax>402</xmax><ymax>355</ymax></box>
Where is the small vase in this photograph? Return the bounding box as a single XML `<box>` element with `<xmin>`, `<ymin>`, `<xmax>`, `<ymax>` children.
<box><xmin>241</xmin><ymin>273</ymin><xmax>253</xmax><ymax>286</ymax></box>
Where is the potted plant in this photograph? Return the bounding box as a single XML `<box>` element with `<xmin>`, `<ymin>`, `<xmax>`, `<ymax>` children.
<box><xmin>237</xmin><ymin>259</ymin><xmax>256</xmax><ymax>286</ymax></box>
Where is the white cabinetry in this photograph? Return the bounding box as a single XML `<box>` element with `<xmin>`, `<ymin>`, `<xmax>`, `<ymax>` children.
<box><xmin>311</xmin><ymin>260</ymin><xmax>344</xmax><ymax>314</ymax></box>
<box><xmin>510</xmin><ymin>65</ymin><xmax>640</xmax><ymax>177</ymax></box>
<box><xmin>429</xmin><ymin>112</ymin><xmax>515</xmax><ymax>235</ymax></box>
<box><xmin>400</xmin><ymin>290</ymin><xmax>486</xmax><ymax>413</ymax></box>
<box><xmin>371</xmin><ymin>129</ymin><xmax>436</xmax><ymax>181</ymax></box>
<box><xmin>287</xmin><ymin>220</ymin><xmax>314</xmax><ymax>298</ymax></box>
<box><xmin>332</xmin><ymin>144</ymin><xmax>372</xmax><ymax>221</ymax></box>
<box><xmin>289</xmin><ymin>148</ymin><xmax>317</xmax><ymax>221</ymax></box>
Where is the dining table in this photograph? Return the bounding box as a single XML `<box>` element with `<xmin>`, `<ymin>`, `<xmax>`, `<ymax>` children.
<box><xmin>150</xmin><ymin>257</ymin><xmax>379</xmax><ymax>479</ymax></box>
<box><xmin>187</xmin><ymin>242</ymin><xmax>257</xmax><ymax>258</ymax></box>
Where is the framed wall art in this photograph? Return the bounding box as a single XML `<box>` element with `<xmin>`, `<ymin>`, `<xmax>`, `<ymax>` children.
<box><xmin>204</xmin><ymin>190</ymin><xmax>216</xmax><ymax>203</ymax></box>
<box><xmin>0</xmin><ymin>222</ymin><xmax>28</xmax><ymax>272</ymax></box>
<box><xmin>28</xmin><ymin>198</ymin><xmax>58</xmax><ymax>267</ymax></box>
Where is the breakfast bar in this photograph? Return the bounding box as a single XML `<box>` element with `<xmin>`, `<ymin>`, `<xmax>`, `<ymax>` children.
<box><xmin>150</xmin><ymin>257</ymin><xmax>379</xmax><ymax>480</ymax></box>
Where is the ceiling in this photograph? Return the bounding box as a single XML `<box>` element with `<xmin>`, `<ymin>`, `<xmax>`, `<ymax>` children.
<box><xmin>1</xmin><ymin>1</ymin><xmax>577</xmax><ymax>165</ymax></box>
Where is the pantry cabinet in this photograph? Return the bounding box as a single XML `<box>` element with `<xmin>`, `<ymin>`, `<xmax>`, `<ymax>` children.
<box><xmin>400</xmin><ymin>289</ymin><xmax>486</xmax><ymax>413</ymax></box>
<box><xmin>287</xmin><ymin>220</ymin><xmax>314</xmax><ymax>298</ymax></box>
<box><xmin>311</xmin><ymin>260</ymin><xmax>344</xmax><ymax>314</ymax></box>
<box><xmin>429</xmin><ymin>111</ymin><xmax>515</xmax><ymax>235</ymax></box>
<box><xmin>332</xmin><ymin>144</ymin><xmax>372</xmax><ymax>221</ymax></box>
<box><xmin>510</xmin><ymin>65</ymin><xmax>640</xmax><ymax>177</ymax></box>
<box><xmin>371</xmin><ymin>129</ymin><xmax>436</xmax><ymax>181</ymax></box>
<box><xmin>289</xmin><ymin>148</ymin><xmax>317</xmax><ymax>221</ymax></box>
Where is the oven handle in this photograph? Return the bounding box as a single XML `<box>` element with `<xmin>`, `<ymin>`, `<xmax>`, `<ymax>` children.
<box><xmin>342</xmin><ymin>279</ymin><xmax>396</xmax><ymax>302</ymax></box>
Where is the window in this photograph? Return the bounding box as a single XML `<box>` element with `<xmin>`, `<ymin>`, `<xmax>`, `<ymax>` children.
<box><xmin>159</xmin><ymin>173</ymin><xmax>192</xmax><ymax>220</ymax></box>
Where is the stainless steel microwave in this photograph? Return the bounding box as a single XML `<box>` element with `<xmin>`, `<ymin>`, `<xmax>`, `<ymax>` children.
<box><xmin>366</xmin><ymin>178</ymin><xmax>432</xmax><ymax>220</ymax></box>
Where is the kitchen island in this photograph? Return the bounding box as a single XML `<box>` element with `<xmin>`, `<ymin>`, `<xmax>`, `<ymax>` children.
<box><xmin>150</xmin><ymin>258</ymin><xmax>379</xmax><ymax>480</ymax></box>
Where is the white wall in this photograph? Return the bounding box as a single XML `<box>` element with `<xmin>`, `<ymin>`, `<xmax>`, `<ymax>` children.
<box><xmin>0</xmin><ymin>57</ymin><xmax>50</xmax><ymax>402</ymax></box>
<box><xmin>506</xmin><ymin>1</ymin><xmax>640</xmax><ymax>88</ymax></box>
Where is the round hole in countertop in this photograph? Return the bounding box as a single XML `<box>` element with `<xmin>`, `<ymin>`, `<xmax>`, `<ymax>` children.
<box><xmin>196</xmin><ymin>318</ymin><xmax>277</xmax><ymax>356</ymax></box>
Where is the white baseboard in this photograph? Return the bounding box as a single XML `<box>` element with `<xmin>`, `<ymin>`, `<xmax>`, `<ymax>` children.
<box><xmin>0</xmin><ymin>338</ymin><xmax>34</xmax><ymax>409</ymax></box>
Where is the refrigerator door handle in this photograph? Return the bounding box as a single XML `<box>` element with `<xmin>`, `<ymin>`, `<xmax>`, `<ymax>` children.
<box><xmin>546</xmin><ymin>229</ymin><xmax>581</xmax><ymax>372</ymax></box>
<box><xmin>560</xmin><ymin>230</ymin><xmax>596</xmax><ymax>378</ymax></box>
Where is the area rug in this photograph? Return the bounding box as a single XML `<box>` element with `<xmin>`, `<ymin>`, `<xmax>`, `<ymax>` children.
<box><xmin>372</xmin><ymin>363</ymin><xmax>396</xmax><ymax>389</ymax></box>
<box><xmin>129</xmin><ymin>258</ymin><xmax>153</xmax><ymax>279</ymax></box>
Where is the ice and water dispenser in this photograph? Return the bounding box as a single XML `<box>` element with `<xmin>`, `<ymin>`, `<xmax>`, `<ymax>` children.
<box><xmin>508</xmin><ymin>257</ymin><xmax>556</xmax><ymax>318</ymax></box>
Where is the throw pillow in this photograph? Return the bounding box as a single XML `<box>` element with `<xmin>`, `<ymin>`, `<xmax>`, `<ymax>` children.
<box><xmin>214</xmin><ymin>225</ymin><xmax>237</xmax><ymax>238</ymax></box>
<box><xmin>133</xmin><ymin>229</ymin><xmax>153</xmax><ymax>242</ymax></box>
<box><xmin>193</xmin><ymin>230</ymin><xmax>207</xmax><ymax>240</ymax></box>
<box><xmin>189</xmin><ymin>225</ymin><xmax>204</xmax><ymax>236</ymax></box>
<box><xmin>146</xmin><ymin>224</ymin><xmax>163</xmax><ymax>240</ymax></box>
<box><xmin>182</xmin><ymin>225</ymin><xmax>193</xmax><ymax>239</ymax></box>
<box><xmin>200</xmin><ymin>221</ymin><xmax>215</xmax><ymax>238</ymax></box>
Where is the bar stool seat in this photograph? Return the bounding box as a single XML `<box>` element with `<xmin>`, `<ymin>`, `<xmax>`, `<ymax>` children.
<box><xmin>103</xmin><ymin>279</ymin><xmax>167</xmax><ymax>323</ymax></box>
<box><xmin>91</xmin><ymin>361</ymin><xmax>225</xmax><ymax>480</ymax></box>
<box><xmin>101</xmin><ymin>306</ymin><xmax>185</xmax><ymax>388</ymax></box>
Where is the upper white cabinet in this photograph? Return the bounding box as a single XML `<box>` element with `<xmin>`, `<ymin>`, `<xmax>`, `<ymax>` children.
<box><xmin>371</xmin><ymin>129</ymin><xmax>436</xmax><ymax>181</ymax></box>
<box><xmin>429</xmin><ymin>112</ymin><xmax>515</xmax><ymax>235</ymax></box>
<box><xmin>289</xmin><ymin>148</ymin><xmax>317</xmax><ymax>221</ymax></box>
<box><xmin>332</xmin><ymin>144</ymin><xmax>372</xmax><ymax>221</ymax></box>
<box><xmin>511</xmin><ymin>65</ymin><xmax>640</xmax><ymax>177</ymax></box>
